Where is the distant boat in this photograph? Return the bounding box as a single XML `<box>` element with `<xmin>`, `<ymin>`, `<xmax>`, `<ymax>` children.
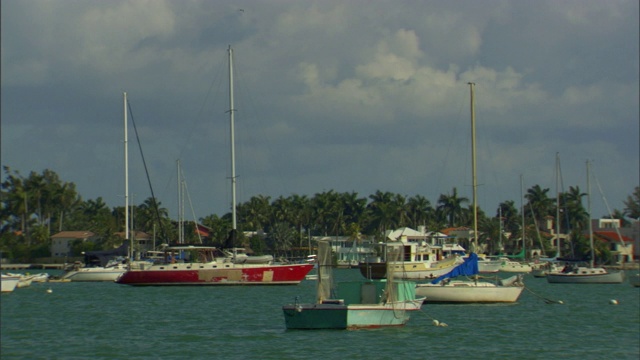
<box><xmin>1</xmin><ymin>274</ymin><xmax>21</xmax><ymax>293</ymax></box>
<box><xmin>60</xmin><ymin>258</ymin><xmax>129</xmax><ymax>282</ymax></box>
<box><xmin>415</xmin><ymin>254</ymin><xmax>524</xmax><ymax>303</ymax></box>
<box><xmin>546</xmin><ymin>161</ymin><xmax>624</xmax><ymax>284</ymax></box>
<box><xmin>532</xmin><ymin>155</ymin><xmax>568</xmax><ymax>278</ymax></box>
<box><xmin>358</xmin><ymin>228</ymin><xmax>460</xmax><ymax>280</ymax></box>
<box><xmin>116</xmin><ymin>47</ymin><xmax>313</xmax><ymax>286</ymax></box>
<box><xmin>282</xmin><ymin>240</ymin><xmax>425</xmax><ymax>330</ymax></box>
<box><xmin>415</xmin><ymin>83</ymin><xmax>524</xmax><ymax>304</ymax></box>
<box><xmin>497</xmin><ymin>257</ymin><xmax>532</xmax><ymax>273</ymax></box>
<box><xmin>6</xmin><ymin>273</ymin><xmax>37</xmax><ymax>288</ymax></box>
<box><xmin>477</xmin><ymin>256</ymin><xmax>502</xmax><ymax>273</ymax></box>
<box><xmin>61</xmin><ymin>92</ymin><xmax>135</xmax><ymax>282</ymax></box>
<box><xmin>116</xmin><ymin>244</ymin><xmax>312</xmax><ymax>286</ymax></box>
<box><xmin>531</xmin><ymin>260</ymin><xmax>564</xmax><ymax>278</ymax></box>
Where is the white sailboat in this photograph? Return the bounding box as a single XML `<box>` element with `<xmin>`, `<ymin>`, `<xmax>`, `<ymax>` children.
<box><xmin>496</xmin><ymin>176</ymin><xmax>533</xmax><ymax>273</ymax></box>
<box><xmin>61</xmin><ymin>93</ymin><xmax>133</xmax><ymax>282</ymax></box>
<box><xmin>532</xmin><ymin>153</ymin><xmax>566</xmax><ymax>277</ymax></box>
<box><xmin>415</xmin><ymin>83</ymin><xmax>525</xmax><ymax>303</ymax></box>
<box><xmin>546</xmin><ymin>160</ymin><xmax>625</xmax><ymax>284</ymax></box>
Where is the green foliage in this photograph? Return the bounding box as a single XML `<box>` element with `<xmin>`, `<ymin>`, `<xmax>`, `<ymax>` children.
<box><xmin>624</xmin><ymin>186</ymin><xmax>640</xmax><ymax>219</ymax></box>
<box><xmin>1</xmin><ymin>167</ymin><xmax>636</xmax><ymax>262</ymax></box>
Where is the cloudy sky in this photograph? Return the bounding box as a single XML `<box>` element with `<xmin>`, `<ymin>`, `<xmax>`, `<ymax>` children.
<box><xmin>2</xmin><ymin>0</ymin><xmax>638</xmax><ymax>223</ymax></box>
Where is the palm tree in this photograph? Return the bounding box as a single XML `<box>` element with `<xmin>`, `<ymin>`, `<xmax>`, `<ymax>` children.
<box><xmin>406</xmin><ymin>195</ymin><xmax>433</xmax><ymax>229</ymax></box>
<box><xmin>366</xmin><ymin>190</ymin><xmax>396</xmax><ymax>236</ymax></box>
<box><xmin>237</xmin><ymin>195</ymin><xmax>271</xmax><ymax>233</ymax></box>
<box><xmin>478</xmin><ymin>216</ymin><xmax>502</xmax><ymax>254</ymax></box>
<box><xmin>437</xmin><ymin>187</ymin><xmax>469</xmax><ymax>227</ymax></box>
<box><xmin>285</xmin><ymin>194</ymin><xmax>312</xmax><ymax>248</ymax></box>
<box><xmin>525</xmin><ymin>185</ymin><xmax>554</xmax><ymax>228</ymax></box>
<box><xmin>623</xmin><ymin>186</ymin><xmax>640</xmax><ymax>220</ymax></box>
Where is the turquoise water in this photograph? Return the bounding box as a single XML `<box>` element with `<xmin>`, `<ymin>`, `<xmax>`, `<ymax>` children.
<box><xmin>2</xmin><ymin>269</ymin><xmax>639</xmax><ymax>359</ymax></box>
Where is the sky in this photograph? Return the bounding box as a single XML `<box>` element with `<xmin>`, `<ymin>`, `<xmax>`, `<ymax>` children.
<box><xmin>1</xmin><ymin>0</ymin><xmax>638</xmax><ymax>224</ymax></box>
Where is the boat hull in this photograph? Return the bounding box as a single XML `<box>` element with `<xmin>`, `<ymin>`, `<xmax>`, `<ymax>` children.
<box><xmin>478</xmin><ymin>259</ymin><xmax>502</xmax><ymax>273</ymax></box>
<box><xmin>116</xmin><ymin>263</ymin><xmax>314</xmax><ymax>286</ymax></box>
<box><xmin>282</xmin><ymin>299</ymin><xmax>423</xmax><ymax>330</ymax></box>
<box><xmin>415</xmin><ymin>278</ymin><xmax>524</xmax><ymax>303</ymax></box>
<box><xmin>1</xmin><ymin>275</ymin><xmax>21</xmax><ymax>293</ymax></box>
<box><xmin>546</xmin><ymin>269</ymin><xmax>625</xmax><ymax>284</ymax></box>
<box><xmin>283</xmin><ymin>279</ymin><xmax>424</xmax><ymax>329</ymax></box>
<box><xmin>61</xmin><ymin>267</ymin><xmax>126</xmax><ymax>282</ymax></box>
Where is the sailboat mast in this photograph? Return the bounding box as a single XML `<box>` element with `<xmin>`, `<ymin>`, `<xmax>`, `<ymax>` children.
<box><xmin>520</xmin><ymin>174</ymin><xmax>526</xmax><ymax>259</ymax></box>
<box><xmin>469</xmin><ymin>82</ymin><xmax>478</xmax><ymax>252</ymax></box>
<box><xmin>555</xmin><ymin>153</ymin><xmax>561</xmax><ymax>258</ymax></box>
<box><xmin>177</xmin><ymin>159</ymin><xmax>184</xmax><ymax>243</ymax></box>
<box><xmin>124</xmin><ymin>92</ymin><xmax>130</xmax><ymax>255</ymax></box>
<box><xmin>587</xmin><ymin>160</ymin><xmax>594</xmax><ymax>268</ymax></box>
<box><xmin>228</xmin><ymin>46</ymin><xmax>237</xmax><ymax>231</ymax></box>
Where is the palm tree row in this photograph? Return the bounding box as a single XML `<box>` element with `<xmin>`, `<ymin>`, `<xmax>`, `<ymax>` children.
<box><xmin>1</xmin><ymin>167</ymin><xmax>637</xmax><ymax>262</ymax></box>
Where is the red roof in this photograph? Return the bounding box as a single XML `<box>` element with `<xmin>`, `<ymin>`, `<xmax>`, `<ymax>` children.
<box><xmin>440</xmin><ymin>227</ymin><xmax>469</xmax><ymax>235</ymax></box>
<box><xmin>593</xmin><ymin>231</ymin><xmax>633</xmax><ymax>243</ymax></box>
<box><xmin>51</xmin><ymin>231</ymin><xmax>95</xmax><ymax>239</ymax></box>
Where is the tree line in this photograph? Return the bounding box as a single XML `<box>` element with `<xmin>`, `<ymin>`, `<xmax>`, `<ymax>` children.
<box><xmin>1</xmin><ymin>166</ymin><xmax>639</xmax><ymax>263</ymax></box>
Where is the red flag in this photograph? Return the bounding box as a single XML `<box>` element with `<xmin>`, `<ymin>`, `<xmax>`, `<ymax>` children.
<box><xmin>195</xmin><ymin>224</ymin><xmax>211</xmax><ymax>237</ymax></box>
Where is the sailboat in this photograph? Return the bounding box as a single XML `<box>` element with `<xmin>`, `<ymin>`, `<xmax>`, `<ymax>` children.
<box><xmin>61</xmin><ymin>93</ymin><xmax>134</xmax><ymax>282</ymax></box>
<box><xmin>546</xmin><ymin>160</ymin><xmax>625</xmax><ymax>284</ymax></box>
<box><xmin>282</xmin><ymin>240</ymin><xmax>425</xmax><ymax>330</ymax></box>
<box><xmin>415</xmin><ymin>83</ymin><xmax>525</xmax><ymax>303</ymax></box>
<box><xmin>116</xmin><ymin>46</ymin><xmax>313</xmax><ymax>286</ymax></box>
<box><xmin>532</xmin><ymin>153</ymin><xmax>566</xmax><ymax>278</ymax></box>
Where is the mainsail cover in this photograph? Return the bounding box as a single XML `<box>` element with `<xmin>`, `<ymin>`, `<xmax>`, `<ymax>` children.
<box><xmin>430</xmin><ymin>252</ymin><xmax>479</xmax><ymax>284</ymax></box>
<box><xmin>316</xmin><ymin>240</ymin><xmax>334</xmax><ymax>302</ymax></box>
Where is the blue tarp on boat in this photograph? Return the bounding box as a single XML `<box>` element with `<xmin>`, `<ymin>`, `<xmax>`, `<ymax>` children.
<box><xmin>431</xmin><ymin>253</ymin><xmax>479</xmax><ymax>284</ymax></box>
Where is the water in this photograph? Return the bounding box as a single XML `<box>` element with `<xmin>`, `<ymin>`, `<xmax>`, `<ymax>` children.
<box><xmin>2</xmin><ymin>269</ymin><xmax>639</xmax><ymax>359</ymax></box>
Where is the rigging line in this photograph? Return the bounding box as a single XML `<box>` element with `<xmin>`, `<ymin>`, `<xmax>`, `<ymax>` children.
<box><xmin>177</xmin><ymin>51</ymin><xmax>227</xmax><ymax>161</ymax></box>
<box><xmin>591</xmin><ymin>163</ymin><xmax>626</xmax><ymax>249</ymax></box>
<box><xmin>179</xmin><ymin>167</ymin><xmax>203</xmax><ymax>244</ymax></box>
<box><xmin>127</xmin><ymin>99</ymin><xmax>168</xmax><ymax>242</ymax></box>
<box><xmin>527</xmin><ymin>201</ymin><xmax>544</xmax><ymax>253</ymax></box>
<box><xmin>435</xmin><ymin>85</ymin><xmax>467</xmax><ymax>196</ymax></box>
<box><xmin>556</xmin><ymin>155</ymin><xmax>576</xmax><ymax>257</ymax></box>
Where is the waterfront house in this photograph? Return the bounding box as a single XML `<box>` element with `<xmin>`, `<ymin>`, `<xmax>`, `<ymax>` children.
<box><xmin>50</xmin><ymin>231</ymin><xmax>97</xmax><ymax>259</ymax></box>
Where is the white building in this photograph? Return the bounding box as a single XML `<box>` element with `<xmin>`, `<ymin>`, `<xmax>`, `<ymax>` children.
<box><xmin>50</xmin><ymin>231</ymin><xmax>96</xmax><ymax>258</ymax></box>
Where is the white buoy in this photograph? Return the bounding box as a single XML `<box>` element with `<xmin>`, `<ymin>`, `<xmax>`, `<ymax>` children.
<box><xmin>432</xmin><ymin>319</ymin><xmax>440</xmax><ymax>326</ymax></box>
<box><xmin>46</xmin><ymin>288</ymin><xmax>53</xmax><ymax>294</ymax></box>
<box><xmin>609</xmin><ymin>299</ymin><xmax>618</xmax><ymax>305</ymax></box>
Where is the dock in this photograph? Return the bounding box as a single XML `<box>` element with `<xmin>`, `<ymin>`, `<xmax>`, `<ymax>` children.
<box><xmin>1</xmin><ymin>264</ymin><xmax>66</xmax><ymax>270</ymax></box>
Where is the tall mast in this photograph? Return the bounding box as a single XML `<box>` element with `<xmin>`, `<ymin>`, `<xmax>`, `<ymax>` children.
<box><xmin>469</xmin><ymin>82</ymin><xmax>478</xmax><ymax>252</ymax></box>
<box><xmin>520</xmin><ymin>174</ymin><xmax>525</xmax><ymax>259</ymax></box>
<box><xmin>555</xmin><ymin>153</ymin><xmax>561</xmax><ymax>258</ymax></box>
<box><xmin>124</xmin><ymin>92</ymin><xmax>129</xmax><ymax>253</ymax></box>
<box><xmin>228</xmin><ymin>46</ymin><xmax>237</xmax><ymax>232</ymax></box>
<box><xmin>177</xmin><ymin>159</ymin><xmax>183</xmax><ymax>243</ymax></box>
<box><xmin>587</xmin><ymin>160</ymin><xmax>594</xmax><ymax>268</ymax></box>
